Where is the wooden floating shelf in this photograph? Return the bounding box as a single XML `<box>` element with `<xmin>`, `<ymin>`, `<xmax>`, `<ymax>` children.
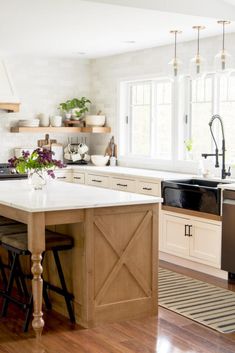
<box><xmin>0</xmin><ymin>102</ymin><xmax>20</xmax><ymax>113</ymax></box>
<box><xmin>10</xmin><ymin>126</ymin><xmax>111</xmax><ymax>134</ymax></box>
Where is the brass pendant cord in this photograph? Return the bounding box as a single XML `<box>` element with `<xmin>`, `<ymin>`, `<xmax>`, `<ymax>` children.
<box><xmin>197</xmin><ymin>27</ymin><xmax>200</xmax><ymax>56</ymax></box>
<box><xmin>174</xmin><ymin>31</ymin><xmax>177</xmax><ymax>59</ymax></box>
<box><xmin>222</xmin><ymin>21</ymin><xmax>225</xmax><ymax>51</ymax></box>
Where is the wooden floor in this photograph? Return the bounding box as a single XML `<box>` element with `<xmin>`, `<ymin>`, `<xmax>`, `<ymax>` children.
<box><xmin>0</xmin><ymin>261</ymin><xmax>235</xmax><ymax>353</ymax></box>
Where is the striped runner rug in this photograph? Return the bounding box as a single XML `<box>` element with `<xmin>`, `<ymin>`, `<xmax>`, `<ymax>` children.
<box><xmin>159</xmin><ymin>267</ymin><xmax>235</xmax><ymax>333</ymax></box>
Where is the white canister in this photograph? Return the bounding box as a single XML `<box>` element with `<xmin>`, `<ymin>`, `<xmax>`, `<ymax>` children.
<box><xmin>51</xmin><ymin>144</ymin><xmax>64</xmax><ymax>161</ymax></box>
<box><xmin>50</xmin><ymin>115</ymin><xmax>62</xmax><ymax>127</ymax></box>
<box><xmin>38</xmin><ymin>113</ymin><xmax>50</xmax><ymax>127</ymax></box>
<box><xmin>110</xmin><ymin>156</ymin><xmax>117</xmax><ymax>166</ymax></box>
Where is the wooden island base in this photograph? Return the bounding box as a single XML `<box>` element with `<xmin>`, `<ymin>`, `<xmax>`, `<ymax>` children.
<box><xmin>43</xmin><ymin>204</ymin><xmax>159</xmax><ymax>328</ymax></box>
<box><xmin>0</xmin><ymin>202</ymin><xmax>159</xmax><ymax>341</ymax></box>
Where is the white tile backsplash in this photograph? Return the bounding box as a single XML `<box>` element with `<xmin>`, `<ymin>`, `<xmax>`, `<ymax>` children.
<box><xmin>0</xmin><ymin>56</ymin><xmax>91</xmax><ymax>162</ymax></box>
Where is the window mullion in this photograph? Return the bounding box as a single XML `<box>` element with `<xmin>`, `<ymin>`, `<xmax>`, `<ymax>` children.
<box><xmin>150</xmin><ymin>81</ymin><xmax>156</xmax><ymax>158</ymax></box>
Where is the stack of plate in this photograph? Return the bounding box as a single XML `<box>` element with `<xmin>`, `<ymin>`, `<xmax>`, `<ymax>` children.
<box><xmin>18</xmin><ymin>119</ymin><xmax>39</xmax><ymax>127</ymax></box>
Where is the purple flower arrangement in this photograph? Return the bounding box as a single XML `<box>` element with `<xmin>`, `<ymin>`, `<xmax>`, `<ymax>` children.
<box><xmin>8</xmin><ymin>148</ymin><xmax>65</xmax><ymax>179</ymax></box>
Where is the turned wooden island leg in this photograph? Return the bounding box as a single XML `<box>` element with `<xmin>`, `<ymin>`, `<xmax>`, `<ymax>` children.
<box><xmin>28</xmin><ymin>212</ymin><xmax>46</xmax><ymax>342</ymax></box>
<box><xmin>31</xmin><ymin>253</ymin><xmax>44</xmax><ymax>339</ymax></box>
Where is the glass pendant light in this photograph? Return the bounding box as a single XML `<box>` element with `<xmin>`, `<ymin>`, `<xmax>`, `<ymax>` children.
<box><xmin>214</xmin><ymin>20</ymin><xmax>232</xmax><ymax>72</ymax></box>
<box><xmin>190</xmin><ymin>26</ymin><xmax>206</xmax><ymax>78</ymax></box>
<box><xmin>168</xmin><ymin>30</ymin><xmax>182</xmax><ymax>78</ymax></box>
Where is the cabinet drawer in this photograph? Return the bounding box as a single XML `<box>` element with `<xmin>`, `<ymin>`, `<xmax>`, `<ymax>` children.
<box><xmin>137</xmin><ymin>181</ymin><xmax>160</xmax><ymax>196</ymax></box>
<box><xmin>87</xmin><ymin>174</ymin><xmax>109</xmax><ymax>188</ymax></box>
<box><xmin>55</xmin><ymin>171</ymin><xmax>71</xmax><ymax>182</ymax></box>
<box><xmin>111</xmin><ymin>177</ymin><xmax>136</xmax><ymax>192</ymax></box>
<box><xmin>72</xmin><ymin>173</ymin><xmax>85</xmax><ymax>184</ymax></box>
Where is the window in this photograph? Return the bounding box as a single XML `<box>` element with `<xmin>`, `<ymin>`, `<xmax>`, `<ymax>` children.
<box><xmin>184</xmin><ymin>72</ymin><xmax>235</xmax><ymax>164</ymax></box>
<box><xmin>120</xmin><ymin>72</ymin><xmax>235</xmax><ymax>169</ymax></box>
<box><xmin>219</xmin><ymin>73</ymin><xmax>235</xmax><ymax>163</ymax></box>
<box><xmin>126</xmin><ymin>79</ymin><xmax>172</xmax><ymax>160</ymax></box>
<box><xmin>185</xmin><ymin>75</ymin><xmax>214</xmax><ymax>160</ymax></box>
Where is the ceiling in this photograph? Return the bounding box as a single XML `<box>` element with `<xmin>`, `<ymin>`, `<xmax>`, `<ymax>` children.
<box><xmin>0</xmin><ymin>0</ymin><xmax>235</xmax><ymax>58</ymax></box>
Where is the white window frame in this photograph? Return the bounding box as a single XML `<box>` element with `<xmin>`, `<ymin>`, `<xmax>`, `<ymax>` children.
<box><xmin>183</xmin><ymin>73</ymin><xmax>215</xmax><ymax>160</ymax></box>
<box><xmin>119</xmin><ymin>77</ymin><xmax>174</xmax><ymax>163</ymax></box>
<box><xmin>118</xmin><ymin>72</ymin><xmax>235</xmax><ymax>174</ymax></box>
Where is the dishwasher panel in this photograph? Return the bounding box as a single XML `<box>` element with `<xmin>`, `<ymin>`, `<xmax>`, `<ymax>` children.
<box><xmin>222</xmin><ymin>190</ymin><xmax>235</xmax><ymax>276</ymax></box>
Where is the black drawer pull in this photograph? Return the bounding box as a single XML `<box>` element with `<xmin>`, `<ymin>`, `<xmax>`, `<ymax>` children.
<box><xmin>184</xmin><ymin>224</ymin><xmax>189</xmax><ymax>237</ymax></box>
<box><xmin>92</xmin><ymin>179</ymin><xmax>102</xmax><ymax>183</ymax></box>
<box><xmin>117</xmin><ymin>183</ymin><xmax>127</xmax><ymax>187</ymax></box>
<box><xmin>143</xmin><ymin>187</ymin><xmax>152</xmax><ymax>191</ymax></box>
<box><xmin>185</xmin><ymin>224</ymin><xmax>193</xmax><ymax>237</ymax></box>
<box><xmin>74</xmin><ymin>177</ymin><xmax>81</xmax><ymax>180</ymax></box>
<box><xmin>57</xmin><ymin>176</ymin><xmax>66</xmax><ymax>179</ymax></box>
<box><xmin>188</xmin><ymin>225</ymin><xmax>193</xmax><ymax>237</ymax></box>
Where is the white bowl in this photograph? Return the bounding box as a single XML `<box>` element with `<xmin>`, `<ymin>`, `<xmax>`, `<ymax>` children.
<box><xmin>19</xmin><ymin>119</ymin><xmax>39</xmax><ymax>127</ymax></box>
<box><xmin>91</xmin><ymin>155</ymin><xmax>109</xmax><ymax>166</ymax></box>
<box><xmin>85</xmin><ymin>115</ymin><xmax>105</xmax><ymax>127</ymax></box>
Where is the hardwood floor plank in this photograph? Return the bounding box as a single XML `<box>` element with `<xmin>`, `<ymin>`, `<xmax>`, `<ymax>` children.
<box><xmin>0</xmin><ymin>262</ymin><xmax>235</xmax><ymax>353</ymax></box>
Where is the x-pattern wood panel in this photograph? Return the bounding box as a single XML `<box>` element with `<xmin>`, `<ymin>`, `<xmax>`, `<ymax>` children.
<box><xmin>94</xmin><ymin>210</ymin><xmax>152</xmax><ymax>305</ymax></box>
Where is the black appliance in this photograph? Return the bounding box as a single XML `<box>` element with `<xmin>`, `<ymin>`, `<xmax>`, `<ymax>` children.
<box><xmin>0</xmin><ymin>163</ymin><xmax>27</xmax><ymax>180</ymax></box>
<box><xmin>222</xmin><ymin>189</ymin><xmax>235</xmax><ymax>281</ymax></box>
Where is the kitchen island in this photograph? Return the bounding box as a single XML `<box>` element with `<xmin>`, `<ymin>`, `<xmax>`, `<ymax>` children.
<box><xmin>0</xmin><ymin>180</ymin><xmax>161</xmax><ymax>343</ymax></box>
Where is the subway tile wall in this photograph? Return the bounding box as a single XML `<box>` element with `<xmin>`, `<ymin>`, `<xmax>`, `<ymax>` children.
<box><xmin>0</xmin><ymin>56</ymin><xmax>90</xmax><ymax>162</ymax></box>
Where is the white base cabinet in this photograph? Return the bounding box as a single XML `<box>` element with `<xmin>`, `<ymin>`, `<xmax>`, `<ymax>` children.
<box><xmin>161</xmin><ymin>211</ymin><xmax>221</xmax><ymax>268</ymax></box>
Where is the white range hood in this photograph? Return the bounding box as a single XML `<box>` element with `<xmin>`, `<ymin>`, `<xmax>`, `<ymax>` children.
<box><xmin>0</xmin><ymin>59</ymin><xmax>20</xmax><ymax>113</ymax></box>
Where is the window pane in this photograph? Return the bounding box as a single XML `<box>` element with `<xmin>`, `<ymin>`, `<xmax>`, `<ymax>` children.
<box><xmin>220</xmin><ymin>76</ymin><xmax>228</xmax><ymax>101</ymax></box>
<box><xmin>191</xmin><ymin>102</ymin><xmax>212</xmax><ymax>158</ymax></box>
<box><xmin>131</xmin><ymin>105</ymin><xmax>151</xmax><ymax>155</ymax></box>
<box><xmin>164</xmin><ymin>82</ymin><xmax>172</xmax><ymax>104</ymax></box>
<box><xmin>220</xmin><ymin>102</ymin><xmax>235</xmax><ymax>162</ymax></box>
<box><xmin>136</xmin><ymin>85</ymin><xmax>144</xmax><ymax>105</ymax></box>
<box><xmin>157</xmin><ymin>83</ymin><xmax>164</xmax><ymax>104</ymax></box>
<box><xmin>187</xmin><ymin>76</ymin><xmax>213</xmax><ymax>160</ymax></box>
<box><xmin>143</xmin><ymin>84</ymin><xmax>150</xmax><ymax>104</ymax></box>
<box><xmin>155</xmin><ymin>105</ymin><xmax>172</xmax><ymax>159</ymax></box>
<box><xmin>229</xmin><ymin>75</ymin><xmax>235</xmax><ymax>101</ymax></box>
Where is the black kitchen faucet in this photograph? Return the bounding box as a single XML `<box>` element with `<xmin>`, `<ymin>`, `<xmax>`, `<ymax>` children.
<box><xmin>201</xmin><ymin>114</ymin><xmax>231</xmax><ymax>179</ymax></box>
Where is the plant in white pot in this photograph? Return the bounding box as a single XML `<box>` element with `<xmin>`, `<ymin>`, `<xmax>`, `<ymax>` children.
<box><xmin>59</xmin><ymin>97</ymin><xmax>91</xmax><ymax>121</ymax></box>
<box><xmin>59</xmin><ymin>100</ymin><xmax>74</xmax><ymax>120</ymax></box>
<box><xmin>70</xmin><ymin>97</ymin><xmax>91</xmax><ymax>121</ymax></box>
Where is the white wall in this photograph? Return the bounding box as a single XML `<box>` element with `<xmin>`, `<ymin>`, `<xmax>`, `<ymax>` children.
<box><xmin>89</xmin><ymin>32</ymin><xmax>235</xmax><ymax>168</ymax></box>
<box><xmin>0</xmin><ymin>56</ymin><xmax>90</xmax><ymax>162</ymax></box>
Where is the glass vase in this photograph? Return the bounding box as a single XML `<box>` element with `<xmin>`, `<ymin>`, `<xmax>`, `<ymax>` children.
<box><xmin>28</xmin><ymin>169</ymin><xmax>47</xmax><ymax>190</ymax></box>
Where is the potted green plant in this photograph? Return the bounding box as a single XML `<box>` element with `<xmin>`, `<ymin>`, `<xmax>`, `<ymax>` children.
<box><xmin>59</xmin><ymin>97</ymin><xmax>91</xmax><ymax>121</ymax></box>
<box><xmin>70</xmin><ymin>97</ymin><xmax>91</xmax><ymax>121</ymax></box>
<box><xmin>59</xmin><ymin>100</ymin><xmax>74</xmax><ymax>120</ymax></box>
<box><xmin>184</xmin><ymin>139</ymin><xmax>193</xmax><ymax>160</ymax></box>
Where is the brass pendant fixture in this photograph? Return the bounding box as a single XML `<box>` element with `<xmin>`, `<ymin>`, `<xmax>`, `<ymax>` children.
<box><xmin>214</xmin><ymin>20</ymin><xmax>232</xmax><ymax>72</ymax></box>
<box><xmin>190</xmin><ymin>25</ymin><xmax>205</xmax><ymax>78</ymax></box>
<box><xmin>168</xmin><ymin>30</ymin><xmax>182</xmax><ymax>78</ymax></box>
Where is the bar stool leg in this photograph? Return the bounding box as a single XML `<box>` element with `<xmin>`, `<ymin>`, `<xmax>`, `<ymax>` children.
<box><xmin>1</xmin><ymin>253</ymin><xmax>17</xmax><ymax>317</ymax></box>
<box><xmin>8</xmin><ymin>251</ymin><xmax>24</xmax><ymax>296</ymax></box>
<box><xmin>23</xmin><ymin>294</ymin><xmax>33</xmax><ymax>332</ymax></box>
<box><xmin>15</xmin><ymin>255</ymin><xmax>29</xmax><ymax>298</ymax></box>
<box><xmin>53</xmin><ymin>250</ymin><xmax>75</xmax><ymax>323</ymax></box>
<box><xmin>0</xmin><ymin>257</ymin><xmax>7</xmax><ymax>289</ymax></box>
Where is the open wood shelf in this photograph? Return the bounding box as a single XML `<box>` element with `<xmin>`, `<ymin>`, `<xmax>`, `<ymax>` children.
<box><xmin>0</xmin><ymin>102</ymin><xmax>20</xmax><ymax>113</ymax></box>
<box><xmin>10</xmin><ymin>126</ymin><xmax>111</xmax><ymax>134</ymax></box>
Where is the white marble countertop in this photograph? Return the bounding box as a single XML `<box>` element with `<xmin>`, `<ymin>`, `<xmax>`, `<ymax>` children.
<box><xmin>219</xmin><ymin>183</ymin><xmax>235</xmax><ymax>191</ymax></box>
<box><xmin>66</xmin><ymin>165</ymin><xmax>193</xmax><ymax>180</ymax></box>
<box><xmin>0</xmin><ymin>180</ymin><xmax>162</xmax><ymax>213</ymax></box>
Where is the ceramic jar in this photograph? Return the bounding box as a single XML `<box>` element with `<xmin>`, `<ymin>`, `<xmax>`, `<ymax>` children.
<box><xmin>50</xmin><ymin>115</ymin><xmax>62</xmax><ymax>127</ymax></box>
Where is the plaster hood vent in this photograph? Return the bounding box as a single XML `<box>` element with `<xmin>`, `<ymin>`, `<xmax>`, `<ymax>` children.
<box><xmin>0</xmin><ymin>60</ymin><xmax>20</xmax><ymax>113</ymax></box>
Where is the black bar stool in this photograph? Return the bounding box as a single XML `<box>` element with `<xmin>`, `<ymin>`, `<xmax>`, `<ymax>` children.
<box><xmin>0</xmin><ymin>223</ymin><xmax>27</xmax><ymax>289</ymax></box>
<box><xmin>1</xmin><ymin>229</ymin><xmax>75</xmax><ymax>332</ymax></box>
